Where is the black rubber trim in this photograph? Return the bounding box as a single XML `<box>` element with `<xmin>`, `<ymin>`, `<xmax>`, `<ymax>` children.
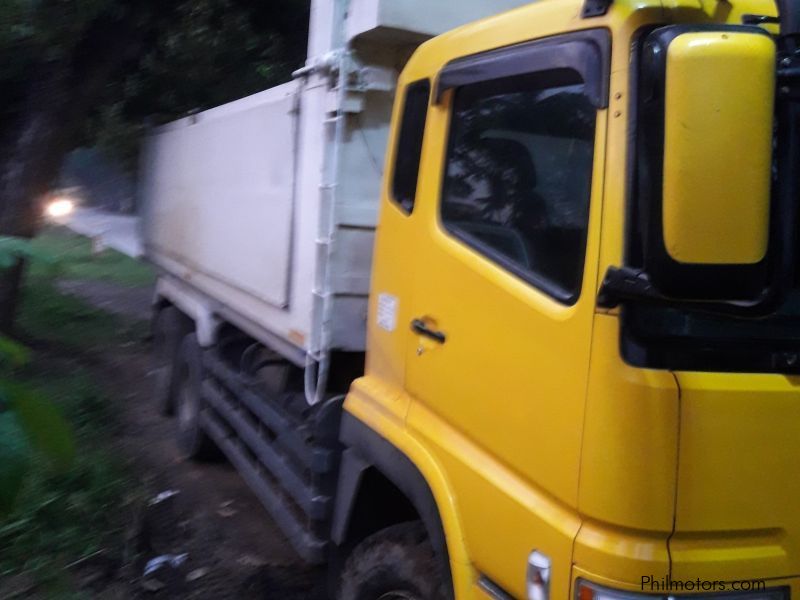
<box><xmin>391</xmin><ymin>79</ymin><xmax>431</xmax><ymax>214</ymax></box>
<box><xmin>477</xmin><ymin>576</ymin><xmax>515</xmax><ymax>599</ymax></box>
<box><xmin>446</xmin><ymin>224</ymin><xmax>586</xmax><ymax>305</ymax></box>
<box><xmin>334</xmin><ymin>412</ymin><xmax>453</xmax><ymax>598</ymax></box>
<box><xmin>582</xmin><ymin>0</ymin><xmax>612</xmax><ymax>18</ymax></box>
<box><xmin>435</xmin><ymin>29</ymin><xmax>610</xmax><ymax>109</ymax></box>
<box><xmin>777</xmin><ymin>0</ymin><xmax>800</xmax><ymax>33</ymax></box>
<box><xmin>330</xmin><ymin>448</ymin><xmax>370</xmax><ymax>545</ymax></box>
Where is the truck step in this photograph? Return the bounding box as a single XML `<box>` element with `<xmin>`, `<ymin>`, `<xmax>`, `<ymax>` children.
<box><xmin>202</xmin><ymin>380</ymin><xmax>332</xmax><ymax>519</ymax></box>
<box><xmin>204</xmin><ymin>352</ymin><xmax>338</xmax><ymax>473</ymax></box>
<box><xmin>200</xmin><ymin>347</ymin><xmax>343</xmax><ymax>564</ymax></box>
<box><xmin>200</xmin><ymin>411</ymin><xmax>327</xmax><ymax>564</ymax></box>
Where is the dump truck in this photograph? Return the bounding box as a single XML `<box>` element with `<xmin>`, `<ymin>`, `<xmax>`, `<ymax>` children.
<box><xmin>140</xmin><ymin>0</ymin><xmax>800</xmax><ymax>598</ymax></box>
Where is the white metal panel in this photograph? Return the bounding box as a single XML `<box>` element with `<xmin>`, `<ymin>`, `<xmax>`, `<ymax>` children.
<box><xmin>346</xmin><ymin>0</ymin><xmax>535</xmax><ymax>43</ymax></box>
<box><xmin>142</xmin><ymin>82</ymin><xmax>298</xmax><ymax>309</ymax></box>
<box><xmin>143</xmin><ymin>1</ymin><xmax>537</xmax><ymax>363</ymax></box>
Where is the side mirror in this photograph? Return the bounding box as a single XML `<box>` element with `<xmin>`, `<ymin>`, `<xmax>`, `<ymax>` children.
<box><xmin>636</xmin><ymin>26</ymin><xmax>776</xmax><ymax>301</ymax></box>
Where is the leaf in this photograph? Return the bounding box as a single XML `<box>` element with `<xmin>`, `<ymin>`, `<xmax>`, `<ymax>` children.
<box><xmin>0</xmin><ymin>409</ymin><xmax>31</xmax><ymax>516</ymax></box>
<box><xmin>0</xmin><ymin>236</ymin><xmax>54</xmax><ymax>269</ymax></box>
<box><xmin>3</xmin><ymin>383</ymin><xmax>75</xmax><ymax>471</ymax></box>
<box><xmin>0</xmin><ymin>335</ymin><xmax>30</xmax><ymax>369</ymax></box>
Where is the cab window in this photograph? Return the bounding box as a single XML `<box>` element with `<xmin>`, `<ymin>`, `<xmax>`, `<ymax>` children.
<box><xmin>391</xmin><ymin>79</ymin><xmax>430</xmax><ymax>214</ymax></box>
<box><xmin>441</xmin><ymin>73</ymin><xmax>596</xmax><ymax>304</ymax></box>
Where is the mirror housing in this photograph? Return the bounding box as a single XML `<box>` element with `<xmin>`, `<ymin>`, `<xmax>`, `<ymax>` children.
<box><xmin>636</xmin><ymin>26</ymin><xmax>776</xmax><ymax>301</ymax></box>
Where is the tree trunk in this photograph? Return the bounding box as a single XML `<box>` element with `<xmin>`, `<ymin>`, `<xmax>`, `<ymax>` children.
<box><xmin>0</xmin><ymin>9</ymin><xmax>144</xmax><ymax>333</ymax></box>
<box><xmin>0</xmin><ymin>63</ymin><xmax>71</xmax><ymax>333</ymax></box>
<box><xmin>0</xmin><ymin>261</ymin><xmax>26</xmax><ymax>334</ymax></box>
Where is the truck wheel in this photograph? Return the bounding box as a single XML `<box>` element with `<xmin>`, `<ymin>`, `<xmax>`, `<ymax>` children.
<box><xmin>152</xmin><ymin>306</ymin><xmax>191</xmax><ymax>416</ymax></box>
<box><xmin>338</xmin><ymin>522</ymin><xmax>446</xmax><ymax>600</ymax></box>
<box><xmin>174</xmin><ymin>333</ymin><xmax>217</xmax><ymax>460</ymax></box>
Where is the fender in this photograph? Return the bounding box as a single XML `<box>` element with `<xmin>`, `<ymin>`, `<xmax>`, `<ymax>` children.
<box><xmin>332</xmin><ymin>412</ymin><xmax>454</xmax><ymax>597</ymax></box>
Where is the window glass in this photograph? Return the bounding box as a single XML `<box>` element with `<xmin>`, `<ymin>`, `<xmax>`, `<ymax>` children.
<box><xmin>441</xmin><ymin>74</ymin><xmax>596</xmax><ymax>303</ymax></box>
<box><xmin>391</xmin><ymin>80</ymin><xmax>430</xmax><ymax>213</ymax></box>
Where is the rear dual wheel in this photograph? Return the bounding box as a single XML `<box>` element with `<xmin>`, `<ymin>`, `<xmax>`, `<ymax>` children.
<box><xmin>152</xmin><ymin>307</ymin><xmax>191</xmax><ymax>415</ymax></box>
<box><xmin>173</xmin><ymin>333</ymin><xmax>218</xmax><ymax>460</ymax></box>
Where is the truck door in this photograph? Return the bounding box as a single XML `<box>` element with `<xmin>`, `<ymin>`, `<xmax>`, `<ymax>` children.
<box><xmin>404</xmin><ymin>32</ymin><xmax>609</xmax><ymax>594</ymax></box>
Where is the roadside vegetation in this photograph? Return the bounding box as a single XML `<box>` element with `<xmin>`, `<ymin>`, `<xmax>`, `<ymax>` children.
<box><xmin>20</xmin><ymin>229</ymin><xmax>152</xmax><ymax>349</ymax></box>
<box><xmin>27</xmin><ymin>229</ymin><xmax>153</xmax><ymax>288</ymax></box>
<box><xmin>0</xmin><ymin>228</ymin><xmax>153</xmax><ymax>599</ymax></box>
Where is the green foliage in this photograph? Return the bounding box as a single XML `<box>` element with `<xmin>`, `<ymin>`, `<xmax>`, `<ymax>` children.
<box><xmin>0</xmin><ymin>369</ymin><xmax>133</xmax><ymax>584</ymax></box>
<box><xmin>0</xmin><ymin>230</ymin><xmax>143</xmax><ymax>587</ymax></box>
<box><xmin>18</xmin><ymin>233</ymin><xmax>150</xmax><ymax>353</ymax></box>
<box><xmin>28</xmin><ymin>228</ymin><xmax>153</xmax><ymax>288</ymax></box>
<box><xmin>4</xmin><ymin>382</ymin><xmax>75</xmax><ymax>472</ymax></box>
<box><xmin>94</xmin><ymin>0</ymin><xmax>310</xmax><ymax>170</ymax></box>
<box><xmin>0</xmin><ymin>334</ymin><xmax>30</xmax><ymax>367</ymax></box>
<box><xmin>19</xmin><ymin>277</ymin><xmax>148</xmax><ymax>353</ymax></box>
<box><xmin>0</xmin><ymin>236</ymin><xmax>76</xmax><ymax>517</ymax></box>
<box><xmin>1</xmin><ymin>0</ymin><xmax>310</xmax><ymax>172</ymax></box>
<box><xmin>0</xmin><ymin>354</ymin><xmax>75</xmax><ymax>517</ymax></box>
<box><xmin>0</xmin><ymin>410</ymin><xmax>30</xmax><ymax>516</ymax></box>
<box><xmin>122</xmin><ymin>0</ymin><xmax>303</xmax><ymax>120</ymax></box>
<box><xmin>0</xmin><ymin>235</ymin><xmax>53</xmax><ymax>269</ymax></box>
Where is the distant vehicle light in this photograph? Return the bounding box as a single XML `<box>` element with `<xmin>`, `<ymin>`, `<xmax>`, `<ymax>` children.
<box><xmin>45</xmin><ymin>198</ymin><xmax>75</xmax><ymax>219</ymax></box>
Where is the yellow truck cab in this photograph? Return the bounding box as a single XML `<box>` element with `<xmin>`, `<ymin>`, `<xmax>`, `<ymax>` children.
<box><xmin>142</xmin><ymin>0</ymin><xmax>800</xmax><ymax>598</ymax></box>
<box><xmin>348</xmin><ymin>0</ymin><xmax>799</xmax><ymax>598</ymax></box>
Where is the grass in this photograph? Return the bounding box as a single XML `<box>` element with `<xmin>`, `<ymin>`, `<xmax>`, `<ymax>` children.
<box><xmin>0</xmin><ymin>368</ymin><xmax>137</xmax><ymax>596</ymax></box>
<box><xmin>19</xmin><ymin>227</ymin><xmax>151</xmax><ymax>351</ymax></box>
<box><xmin>18</xmin><ymin>277</ymin><xmax>148</xmax><ymax>352</ymax></box>
<box><xmin>28</xmin><ymin>227</ymin><xmax>154</xmax><ymax>289</ymax></box>
<box><xmin>0</xmin><ymin>228</ymin><xmax>152</xmax><ymax>597</ymax></box>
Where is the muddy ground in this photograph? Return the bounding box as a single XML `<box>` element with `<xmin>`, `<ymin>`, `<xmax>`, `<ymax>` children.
<box><xmin>52</xmin><ymin>279</ymin><xmax>328</xmax><ymax>599</ymax></box>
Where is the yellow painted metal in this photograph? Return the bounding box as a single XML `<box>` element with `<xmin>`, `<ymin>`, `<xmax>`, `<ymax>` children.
<box><xmin>345</xmin><ymin>379</ymin><xmax>477</xmax><ymax>598</ymax></box>
<box><xmin>359</xmin><ymin>74</ymin><xmax>424</xmax><ymax>424</ymax></box>
<box><xmin>662</xmin><ymin>31</ymin><xmax>775</xmax><ymax>264</ymax></box>
<box><xmin>342</xmin><ymin>0</ymin><xmax>797</xmax><ymax>597</ymax></box>
<box><xmin>574</xmin><ymin>315</ymin><xmax>679</xmax><ymax>580</ymax></box>
<box><xmin>669</xmin><ymin>371</ymin><xmax>800</xmax><ymax>581</ymax></box>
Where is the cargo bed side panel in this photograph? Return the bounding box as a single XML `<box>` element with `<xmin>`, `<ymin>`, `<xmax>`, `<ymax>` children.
<box><xmin>142</xmin><ymin>82</ymin><xmax>299</xmax><ymax>310</ymax></box>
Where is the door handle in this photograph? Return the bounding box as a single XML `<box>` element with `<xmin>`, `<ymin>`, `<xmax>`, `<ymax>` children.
<box><xmin>411</xmin><ymin>319</ymin><xmax>446</xmax><ymax>344</ymax></box>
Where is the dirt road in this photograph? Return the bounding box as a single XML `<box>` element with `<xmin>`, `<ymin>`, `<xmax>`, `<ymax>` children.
<box><xmin>62</xmin><ymin>278</ymin><xmax>327</xmax><ymax>599</ymax></box>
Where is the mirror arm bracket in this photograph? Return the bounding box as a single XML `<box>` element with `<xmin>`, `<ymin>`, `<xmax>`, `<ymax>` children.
<box><xmin>598</xmin><ymin>266</ymin><xmax>786</xmax><ymax>318</ymax></box>
<box><xmin>581</xmin><ymin>0</ymin><xmax>612</xmax><ymax>19</ymax></box>
<box><xmin>778</xmin><ymin>60</ymin><xmax>800</xmax><ymax>101</ymax></box>
<box><xmin>597</xmin><ymin>266</ymin><xmax>664</xmax><ymax>309</ymax></box>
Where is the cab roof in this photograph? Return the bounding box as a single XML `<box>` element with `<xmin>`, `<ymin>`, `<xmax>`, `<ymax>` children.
<box><xmin>399</xmin><ymin>0</ymin><xmax>778</xmax><ymax>84</ymax></box>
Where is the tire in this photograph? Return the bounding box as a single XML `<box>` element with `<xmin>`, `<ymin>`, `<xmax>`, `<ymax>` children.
<box><xmin>152</xmin><ymin>307</ymin><xmax>191</xmax><ymax>416</ymax></box>
<box><xmin>174</xmin><ymin>333</ymin><xmax>218</xmax><ymax>460</ymax></box>
<box><xmin>338</xmin><ymin>522</ymin><xmax>446</xmax><ymax>600</ymax></box>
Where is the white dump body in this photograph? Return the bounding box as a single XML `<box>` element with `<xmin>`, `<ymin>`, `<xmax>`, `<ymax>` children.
<box><xmin>141</xmin><ymin>0</ymin><xmax>532</xmax><ymax>368</ymax></box>
<box><xmin>142</xmin><ymin>83</ymin><xmax>299</xmax><ymax>310</ymax></box>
